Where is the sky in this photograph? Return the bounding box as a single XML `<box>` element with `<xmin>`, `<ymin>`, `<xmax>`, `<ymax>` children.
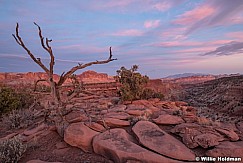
<box><xmin>0</xmin><ymin>0</ymin><xmax>243</xmax><ymax>78</ymax></box>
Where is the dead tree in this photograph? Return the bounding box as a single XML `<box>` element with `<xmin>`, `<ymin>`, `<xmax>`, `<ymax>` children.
<box><xmin>13</xmin><ymin>23</ymin><xmax>117</xmax><ymax>104</ymax></box>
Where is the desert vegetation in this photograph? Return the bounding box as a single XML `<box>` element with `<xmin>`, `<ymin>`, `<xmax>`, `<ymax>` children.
<box><xmin>115</xmin><ymin>65</ymin><xmax>164</xmax><ymax>102</ymax></box>
<box><xmin>0</xmin><ymin>23</ymin><xmax>242</xmax><ymax>163</ymax></box>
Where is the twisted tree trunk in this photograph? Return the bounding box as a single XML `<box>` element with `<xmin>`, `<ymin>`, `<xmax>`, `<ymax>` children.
<box><xmin>12</xmin><ymin>23</ymin><xmax>117</xmax><ymax>104</ymax></box>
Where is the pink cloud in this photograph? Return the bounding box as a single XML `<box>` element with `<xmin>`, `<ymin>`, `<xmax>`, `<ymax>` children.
<box><xmin>226</xmin><ymin>32</ymin><xmax>243</xmax><ymax>40</ymax></box>
<box><xmin>144</xmin><ymin>20</ymin><xmax>161</xmax><ymax>28</ymax></box>
<box><xmin>183</xmin><ymin>0</ymin><xmax>243</xmax><ymax>35</ymax></box>
<box><xmin>112</xmin><ymin>29</ymin><xmax>144</xmax><ymax>36</ymax></box>
<box><xmin>153</xmin><ymin>1</ymin><xmax>172</xmax><ymax>11</ymax></box>
<box><xmin>172</xmin><ymin>47</ymin><xmax>216</xmax><ymax>54</ymax></box>
<box><xmin>152</xmin><ymin>41</ymin><xmax>202</xmax><ymax>47</ymax></box>
<box><xmin>150</xmin><ymin>39</ymin><xmax>233</xmax><ymax>48</ymax></box>
<box><xmin>173</xmin><ymin>5</ymin><xmax>215</xmax><ymax>25</ymax></box>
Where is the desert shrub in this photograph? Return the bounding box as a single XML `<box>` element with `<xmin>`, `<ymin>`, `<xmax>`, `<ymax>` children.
<box><xmin>35</xmin><ymin>84</ymin><xmax>51</xmax><ymax>93</ymax></box>
<box><xmin>141</xmin><ymin>88</ymin><xmax>164</xmax><ymax>100</ymax></box>
<box><xmin>2</xmin><ymin>108</ymin><xmax>37</xmax><ymax>129</ymax></box>
<box><xmin>115</xmin><ymin>65</ymin><xmax>164</xmax><ymax>101</ymax></box>
<box><xmin>0</xmin><ymin>87</ymin><xmax>21</xmax><ymax>114</ymax></box>
<box><xmin>0</xmin><ymin>86</ymin><xmax>34</xmax><ymax>115</ymax></box>
<box><xmin>0</xmin><ymin>136</ymin><xmax>27</xmax><ymax>163</ymax></box>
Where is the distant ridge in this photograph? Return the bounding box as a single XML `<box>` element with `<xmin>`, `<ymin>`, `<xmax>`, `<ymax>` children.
<box><xmin>164</xmin><ymin>73</ymin><xmax>209</xmax><ymax>79</ymax></box>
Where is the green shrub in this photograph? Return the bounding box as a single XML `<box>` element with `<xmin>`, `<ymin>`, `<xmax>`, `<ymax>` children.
<box><xmin>0</xmin><ymin>136</ymin><xmax>27</xmax><ymax>163</ymax></box>
<box><xmin>141</xmin><ymin>88</ymin><xmax>164</xmax><ymax>100</ymax></box>
<box><xmin>2</xmin><ymin>108</ymin><xmax>37</xmax><ymax>129</ymax></box>
<box><xmin>0</xmin><ymin>86</ymin><xmax>34</xmax><ymax>115</ymax></box>
<box><xmin>115</xmin><ymin>65</ymin><xmax>164</xmax><ymax>101</ymax></box>
<box><xmin>0</xmin><ymin>87</ymin><xmax>21</xmax><ymax>114</ymax></box>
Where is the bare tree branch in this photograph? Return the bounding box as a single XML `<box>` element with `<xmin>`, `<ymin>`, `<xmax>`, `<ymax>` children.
<box><xmin>12</xmin><ymin>23</ymin><xmax>50</xmax><ymax>73</ymax></box>
<box><xmin>57</xmin><ymin>47</ymin><xmax>117</xmax><ymax>86</ymax></box>
<box><xmin>34</xmin><ymin>22</ymin><xmax>55</xmax><ymax>76</ymax></box>
<box><xmin>34</xmin><ymin>79</ymin><xmax>48</xmax><ymax>91</ymax></box>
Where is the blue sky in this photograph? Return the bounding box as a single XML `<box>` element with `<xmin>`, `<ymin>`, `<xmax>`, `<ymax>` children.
<box><xmin>0</xmin><ymin>0</ymin><xmax>243</xmax><ymax>78</ymax></box>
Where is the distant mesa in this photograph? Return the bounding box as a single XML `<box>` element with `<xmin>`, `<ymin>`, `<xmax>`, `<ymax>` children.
<box><xmin>0</xmin><ymin>70</ymin><xmax>115</xmax><ymax>85</ymax></box>
<box><xmin>161</xmin><ymin>73</ymin><xmax>241</xmax><ymax>85</ymax></box>
<box><xmin>164</xmin><ymin>73</ymin><xmax>210</xmax><ymax>79</ymax></box>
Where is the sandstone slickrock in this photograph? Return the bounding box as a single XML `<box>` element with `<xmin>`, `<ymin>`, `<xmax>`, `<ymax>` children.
<box><xmin>110</xmin><ymin>104</ymin><xmax>127</xmax><ymax>112</ymax></box>
<box><xmin>102</xmin><ymin>117</ymin><xmax>130</xmax><ymax>127</ymax></box>
<box><xmin>206</xmin><ymin>141</ymin><xmax>243</xmax><ymax>158</ymax></box>
<box><xmin>153</xmin><ymin>114</ymin><xmax>185</xmax><ymax>125</ymax></box>
<box><xmin>105</xmin><ymin>112</ymin><xmax>131</xmax><ymax>120</ymax></box>
<box><xmin>23</xmin><ymin>124</ymin><xmax>46</xmax><ymax>136</ymax></box>
<box><xmin>171</xmin><ymin>123</ymin><xmax>225</xmax><ymax>149</ymax></box>
<box><xmin>92</xmin><ymin>128</ymin><xmax>182</xmax><ymax>163</ymax></box>
<box><xmin>215</xmin><ymin>128</ymin><xmax>239</xmax><ymax>141</ymax></box>
<box><xmin>132</xmin><ymin>100</ymin><xmax>154</xmax><ymax>108</ymax></box>
<box><xmin>126</xmin><ymin>104</ymin><xmax>145</xmax><ymax>110</ymax></box>
<box><xmin>64</xmin><ymin>111</ymin><xmax>89</xmax><ymax>123</ymax></box>
<box><xmin>64</xmin><ymin>122</ymin><xmax>99</xmax><ymax>152</ymax></box>
<box><xmin>132</xmin><ymin>121</ymin><xmax>195</xmax><ymax>161</ymax></box>
<box><xmin>194</xmin><ymin>133</ymin><xmax>222</xmax><ymax>148</ymax></box>
<box><xmin>84</xmin><ymin>122</ymin><xmax>106</xmax><ymax>132</ymax></box>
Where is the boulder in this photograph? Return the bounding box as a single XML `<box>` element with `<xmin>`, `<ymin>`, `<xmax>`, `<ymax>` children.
<box><xmin>132</xmin><ymin>100</ymin><xmax>154</xmax><ymax>108</ymax></box>
<box><xmin>126</xmin><ymin>109</ymin><xmax>145</xmax><ymax>116</ymax></box>
<box><xmin>132</xmin><ymin>121</ymin><xmax>195</xmax><ymax>161</ymax></box>
<box><xmin>194</xmin><ymin>133</ymin><xmax>223</xmax><ymax>148</ymax></box>
<box><xmin>153</xmin><ymin>114</ymin><xmax>184</xmax><ymax>125</ymax></box>
<box><xmin>101</xmin><ymin>118</ymin><xmax>130</xmax><ymax>128</ymax></box>
<box><xmin>215</xmin><ymin>128</ymin><xmax>239</xmax><ymax>141</ymax></box>
<box><xmin>92</xmin><ymin>128</ymin><xmax>181</xmax><ymax>163</ymax></box>
<box><xmin>171</xmin><ymin>123</ymin><xmax>225</xmax><ymax>149</ymax></box>
<box><xmin>206</xmin><ymin>141</ymin><xmax>243</xmax><ymax>158</ymax></box>
<box><xmin>64</xmin><ymin>122</ymin><xmax>99</xmax><ymax>152</ymax></box>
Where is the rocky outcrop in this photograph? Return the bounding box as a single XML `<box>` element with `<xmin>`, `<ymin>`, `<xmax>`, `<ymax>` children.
<box><xmin>153</xmin><ymin>114</ymin><xmax>184</xmax><ymax>125</ymax></box>
<box><xmin>64</xmin><ymin>122</ymin><xmax>99</xmax><ymax>152</ymax></box>
<box><xmin>171</xmin><ymin>123</ymin><xmax>225</xmax><ymax>149</ymax></box>
<box><xmin>132</xmin><ymin>121</ymin><xmax>195</xmax><ymax>161</ymax></box>
<box><xmin>206</xmin><ymin>141</ymin><xmax>243</xmax><ymax>158</ymax></box>
<box><xmin>92</xmin><ymin>128</ymin><xmax>181</xmax><ymax>163</ymax></box>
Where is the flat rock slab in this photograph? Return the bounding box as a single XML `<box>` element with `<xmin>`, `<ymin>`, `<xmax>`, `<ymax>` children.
<box><xmin>84</xmin><ymin>122</ymin><xmax>106</xmax><ymax>132</ymax></box>
<box><xmin>102</xmin><ymin>117</ymin><xmax>130</xmax><ymax>127</ymax></box>
<box><xmin>206</xmin><ymin>141</ymin><xmax>243</xmax><ymax>158</ymax></box>
<box><xmin>215</xmin><ymin>128</ymin><xmax>239</xmax><ymax>141</ymax></box>
<box><xmin>105</xmin><ymin>112</ymin><xmax>131</xmax><ymax>120</ymax></box>
<box><xmin>24</xmin><ymin>124</ymin><xmax>46</xmax><ymax>136</ymax></box>
<box><xmin>64</xmin><ymin>122</ymin><xmax>99</xmax><ymax>152</ymax></box>
<box><xmin>92</xmin><ymin>128</ymin><xmax>182</xmax><ymax>163</ymax></box>
<box><xmin>65</xmin><ymin>111</ymin><xmax>88</xmax><ymax>123</ymax></box>
<box><xmin>132</xmin><ymin>121</ymin><xmax>195</xmax><ymax>161</ymax></box>
<box><xmin>153</xmin><ymin>114</ymin><xmax>185</xmax><ymax>125</ymax></box>
<box><xmin>110</xmin><ymin>105</ymin><xmax>127</xmax><ymax>112</ymax></box>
